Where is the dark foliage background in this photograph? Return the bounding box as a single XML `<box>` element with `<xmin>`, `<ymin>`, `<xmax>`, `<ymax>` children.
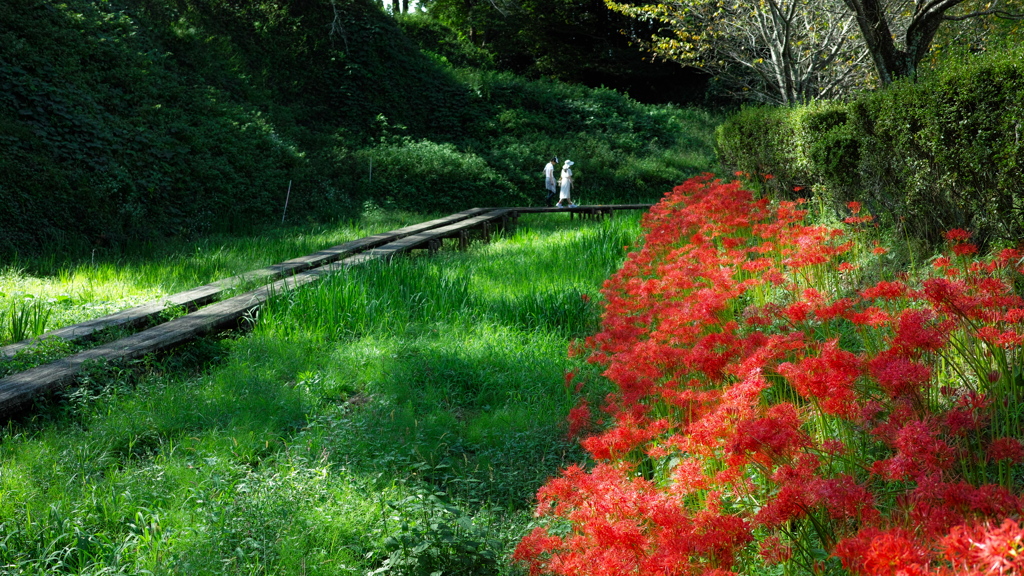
<box><xmin>0</xmin><ymin>0</ymin><xmax>717</xmax><ymax>256</ymax></box>
<box><xmin>404</xmin><ymin>0</ymin><xmax>709</xmax><ymax>105</ymax></box>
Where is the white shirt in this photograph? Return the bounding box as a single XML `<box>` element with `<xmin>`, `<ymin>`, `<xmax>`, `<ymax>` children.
<box><xmin>544</xmin><ymin>162</ymin><xmax>557</xmax><ymax>191</ymax></box>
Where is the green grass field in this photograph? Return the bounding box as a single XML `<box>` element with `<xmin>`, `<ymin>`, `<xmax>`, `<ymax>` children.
<box><xmin>0</xmin><ymin>211</ymin><xmax>641</xmax><ymax>575</ymax></box>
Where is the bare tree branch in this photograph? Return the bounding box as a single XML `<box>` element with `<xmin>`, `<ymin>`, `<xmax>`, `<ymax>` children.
<box><xmin>328</xmin><ymin>0</ymin><xmax>350</xmax><ymax>51</ymax></box>
<box><xmin>944</xmin><ymin>9</ymin><xmax>1024</xmax><ymax>20</ymax></box>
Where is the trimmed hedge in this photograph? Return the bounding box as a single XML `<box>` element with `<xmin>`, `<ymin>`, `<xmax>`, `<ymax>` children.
<box><xmin>716</xmin><ymin>47</ymin><xmax>1024</xmax><ymax>245</ymax></box>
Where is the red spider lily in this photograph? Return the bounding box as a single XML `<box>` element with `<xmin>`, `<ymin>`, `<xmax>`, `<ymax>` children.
<box><xmin>759</xmin><ymin>536</ymin><xmax>793</xmax><ymax>565</ymax></box>
<box><xmin>868</xmin><ymin>352</ymin><xmax>932</xmax><ymax>398</ymax></box>
<box><xmin>516</xmin><ymin>463</ymin><xmax>752</xmax><ymax>576</ymax></box>
<box><xmin>777</xmin><ymin>340</ymin><xmax>862</xmax><ymax>419</ymax></box>
<box><xmin>861</xmin><ymin>280</ymin><xmax>910</xmax><ymax>301</ymax></box>
<box><xmin>986</xmin><ymin>438</ymin><xmax>1024</xmax><ymax>464</ymax></box>
<box><xmin>871</xmin><ymin>421</ymin><xmax>955</xmax><ymax>481</ymax></box>
<box><xmin>524</xmin><ymin>175</ymin><xmax>1024</xmax><ymax>576</ymax></box>
<box><xmin>953</xmin><ymin>243</ymin><xmax>980</xmax><ymax>257</ymax></box>
<box><xmin>568</xmin><ymin>400</ymin><xmax>592</xmax><ymax>439</ymax></box>
<box><xmin>941</xmin><ymin>519</ymin><xmax>1024</xmax><ymax>575</ymax></box>
<box><xmin>944</xmin><ymin>229</ymin><xmax>973</xmax><ymax>243</ymax></box>
<box><xmin>891</xmin><ymin>308</ymin><xmax>951</xmax><ymax>357</ymax></box>
<box><xmin>835</xmin><ymin>528</ymin><xmax>929</xmax><ymax>576</ymax></box>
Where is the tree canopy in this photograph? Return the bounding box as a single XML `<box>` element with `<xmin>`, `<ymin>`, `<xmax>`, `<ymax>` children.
<box><xmin>605</xmin><ymin>0</ymin><xmax>1022</xmax><ymax>102</ymax></box>
<box><xmin>606</xmin><ymin>0</ymin><xmax>871</xmax><ymax>104</ymax></box>
<box><xmin>410</xmin><ymin>0</ymin><xmax>708</xmax><ymax>103</ymax></box>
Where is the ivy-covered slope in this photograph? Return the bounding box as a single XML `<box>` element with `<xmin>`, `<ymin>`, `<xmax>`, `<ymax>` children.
<box><xmin>0</xmin><ymin>0</ymin><xmax>719</xmax><ymax>257</ymax></box>
<box><xmin>0</xmin><ymin>0</ymin><xmax>476</xmax><ymax>253</ymax></box>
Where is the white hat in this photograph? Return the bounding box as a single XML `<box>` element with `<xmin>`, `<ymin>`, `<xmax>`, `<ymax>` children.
<box><xmin>563</xmin><ymin>159</ymin><xmax>574</xmax><ymax>167</ymax></box>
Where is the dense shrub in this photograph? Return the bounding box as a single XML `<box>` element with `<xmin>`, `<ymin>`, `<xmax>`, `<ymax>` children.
<box><xmin>716</xmin><ymin>47</ymin><xmax>1024</xmax><ymax>245</ymax></box>
<box><xmin>712</xmin><ymin>105</ymin><xmax>806</xmax><ymax>197</ymax></box>
<box><xmin>395</xmin><ymin>13</ymin><xmax>496</xmax><ymax>70</ymax></box>
<box><xmin>0</xmin><ymin>0</ymin><xmax>359</xmax><ymax>253</ymax></box>
<box><xmin>360</xmin><ymin>138</ymin><xmax>524</xmax><ymax>212</ymax></box>
<box><xmin>455</xmin><ymin>70</ymin><xmax>721</xmax><ymax>205</ymax></box>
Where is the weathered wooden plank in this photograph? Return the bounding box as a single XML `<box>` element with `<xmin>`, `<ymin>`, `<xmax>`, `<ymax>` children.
<box><xmin>0</xmin><ymin>268</ymin><xmax>328</xmax><ymax>413</ymax></box>
<box><xmin>0</xmin><ymin>209</ymin><xmax>492</xmax><ymax>360</ymax></box>
<box><xmin>339</xmin><ymin>210</ymin><xmax>513</xmax><ymax>264</ymax></box>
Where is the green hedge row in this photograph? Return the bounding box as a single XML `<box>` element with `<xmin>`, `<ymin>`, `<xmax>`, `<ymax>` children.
<box><xmin>715</xmin><ymin>47</ymin><xmax>1024</xmax><ymax>245</ymax></box>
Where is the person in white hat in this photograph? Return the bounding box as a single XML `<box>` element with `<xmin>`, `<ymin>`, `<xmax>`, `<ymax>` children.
<box><xmin>555</xmin><ymin>159</ymin><xmax>576</xmax><ymax>207</ymax></box>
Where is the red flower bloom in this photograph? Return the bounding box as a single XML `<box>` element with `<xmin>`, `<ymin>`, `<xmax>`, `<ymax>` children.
<box><xmin>759</xmin><ymin>536</ymin><xmax>793</xmax><ymax>565</ymax></box>
<box><xmin>867</xmin><ymin>352</ymin><xmax>932</xmax><ymax>398</ymax></box>
<box><xmin>861</xmin><ymin>281</ymin><xmax>909</xmax><ymax>301</ymax></box>
<box><xmin>987</xmin><ymin>437</ymin><xmax>1024</xmax><ymax>464</ymax></box>
<box><xmin>944</xmin><ymin>229</ymin><xmax>973</xmax><ymax>242</ymax></box>
<box><xmin>519</xmin><ymin>174</ymin><xmax>1024</xmax><ymax>576</ymax></box>
<box><xmin>952</xmin><ymin>243</ymin><xmax>979</xmax><ymax>256</ymax></box>
<box><xmin>941</xmin><ymin>519</ymin><xmax>1024</xmax><ymax>575</ymax></box>
<box><xmin>891</xmin><ymin>308</ymin><xmax>950</xmax><ymax>356</ymax></box>
<box><xmin>836</xmin><ymin>528</ymin><xmax>929</xmax><ymax>576</ymax></box>
<box><xmin>777</xmin><ymin>340</ymin><xmax>862</xmax><ymax>418</ymax></box>
<box><xmin>568</xmin><ymin>400</ymin><xmax>592</xmax><ymax>439</ymax></box>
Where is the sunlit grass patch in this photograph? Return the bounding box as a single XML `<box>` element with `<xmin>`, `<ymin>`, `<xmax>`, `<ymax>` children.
<box><xmin>0</xmin><ymin>211</ymin><xmax>641</xmax><ymax>574</ymax></box>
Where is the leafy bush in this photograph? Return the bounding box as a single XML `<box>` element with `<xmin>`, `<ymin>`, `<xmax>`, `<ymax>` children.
<box><xmin>360</xmin><ymin>138</ymin><xmax>525</xmax><ymax>212</ymax></box>
<box><xmin>716</xmin><ymin>46</ymin><xmax>1024</xmax><ymax>245</ymax></box>
<box><xmin>713</xmin><ymin>105</ymin><xmax>806</xmax><ymax>197</ymax></box>
<box><xmin>395</xmin><ymin>12</ymin><xmax>496</xmax><ymax>70</ymax></box>
<box><xmin>369</xmin><ymin>486</ymin><xmax>501</xmax><ymax>576</ymax></box>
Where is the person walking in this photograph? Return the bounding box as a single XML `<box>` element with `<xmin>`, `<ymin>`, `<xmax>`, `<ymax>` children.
<box><xmin>554</xmin><ymin>159</ymin><xmax>576</xmax><ymax>207</ymax></box>
<box><xmin>543</xmin><ymin>156</ymin><xmax>558</xmax><ymax>206</ymax></box>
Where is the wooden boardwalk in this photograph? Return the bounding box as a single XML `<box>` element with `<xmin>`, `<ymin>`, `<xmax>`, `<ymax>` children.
<box><xmin>0</xmin><ymin>209</ymin><xmax>493</xmax><ymax>360</ymax></box>
<box><xmin>0</xmin><ymin>204</ymin><xmax>650</xmax><ymax>416</ymax></box>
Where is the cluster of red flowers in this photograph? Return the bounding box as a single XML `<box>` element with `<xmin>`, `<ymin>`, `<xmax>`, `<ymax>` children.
<box><xmin>514</xmin><ymin>175</ymin><xmax>1024</xmax><ymax>576</ymax></box>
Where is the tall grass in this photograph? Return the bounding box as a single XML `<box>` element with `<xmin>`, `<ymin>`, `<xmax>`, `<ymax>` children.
<box><xmin>0</xmin><ymin>212</ymin><xmax>642</xmax><ymax>575</ymax></box>
<box><xmin>0</xmin><ymin>213</ymin><xmax>422</xmax><ymax>347</ymax></box>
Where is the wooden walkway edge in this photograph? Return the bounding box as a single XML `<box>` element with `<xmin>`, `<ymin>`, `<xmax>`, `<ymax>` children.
<box><xmin>0</xmin><ymin>209</ymin><xmax>493</xmax><ymax>360</ymax></box>
<box><xmin>0</xmin><ymin>205</ymin><xmax>650</xmax><ymax>416</ymax></box>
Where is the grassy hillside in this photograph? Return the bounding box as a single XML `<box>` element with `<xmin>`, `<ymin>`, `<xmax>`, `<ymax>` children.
<box><xmin>0</xmin><ymin>0</ymin><xmax>719</xmax><ymax>257</ymax></box>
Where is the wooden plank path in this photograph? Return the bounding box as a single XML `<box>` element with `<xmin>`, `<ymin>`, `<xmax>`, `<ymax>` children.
<box><xmin>510</xmin><ymin>203</ymin><xmax>652</xmax><ymax>216</ymax></box>
<box><xmin>0</xmin><ymin>208</ymin><xmax>493</xmax><ymax>360</ymax></box>
<box><xmin>0</xmin><ymin>204</ymin><xmax>650</xmax><ymax>416</ymax></box>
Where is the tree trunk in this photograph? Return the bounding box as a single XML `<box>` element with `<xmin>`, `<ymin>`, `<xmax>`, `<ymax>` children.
<box><xmin>842</xmin><ymin>0</ymin><xmax>967</xmax><ymax>85</ymax></box>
